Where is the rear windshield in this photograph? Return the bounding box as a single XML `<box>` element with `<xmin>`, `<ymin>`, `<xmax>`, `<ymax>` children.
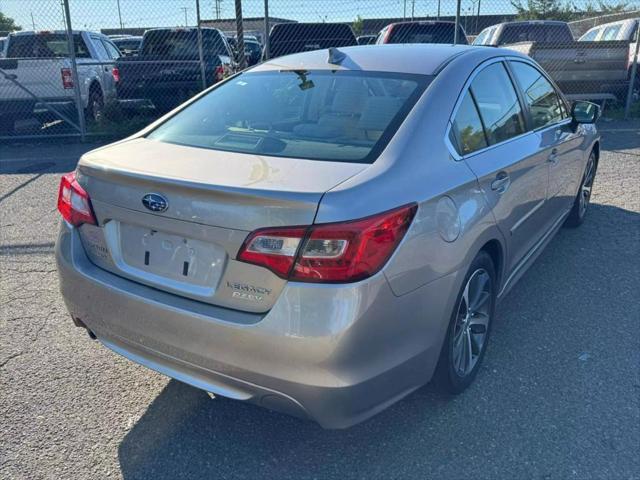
<box><xmin>387</xmin><ymin>23</ymin><xmax>468</xmax><ymax>45</ymax></box>
<box><xmin>7</xmin><ymin>34</ymin><xmax>90</xmax><ymax>58</ymax></box>
<box><xmin>141</xmin><ymin>30</ymin><xmax>228</xmax><ymax>58</ymax></box>
<box><xmin>499</xmin><ymin>24</ymin><xmax>573</xmax><ymax>44</ymax></box>
<box><xmin>113</xmin><ymin>38</ymin><xmax>141</xmax><ymax>51</ymax></box>
<box><xmin>148</xmin><ymin>70</ymin><xmax>430</xmax><ymax>164</ymax></box>
<box><xmin>269</xmin><ymin>24</ymin><xmax>357</xmax><ymax>57</ymax></box>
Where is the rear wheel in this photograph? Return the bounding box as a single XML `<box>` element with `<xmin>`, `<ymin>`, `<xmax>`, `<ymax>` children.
<box><xmin>565</xmin><ymin>151</ymin><xmax>597</xmax><ymax>228</ymax></box>
<box><xmin>435</xmin><ymin>251</ymin><xmax>496</xmax><ymax>394</ymax></box>
<box><xmin>0</xmin><ymin>116</ymin><xmax>16</xmax><ymax>135</ymax></box>
<box><xmin>86</xmin><ymin>86</ymin><xmax>104</xmax><ymax>124</ymax></box>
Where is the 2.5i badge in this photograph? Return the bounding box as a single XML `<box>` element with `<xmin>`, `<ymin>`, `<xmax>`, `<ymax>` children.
<box><xmin>226</xmin><ymin>281</ymin><xmax>272</xmax><ymax>302</ymax></box>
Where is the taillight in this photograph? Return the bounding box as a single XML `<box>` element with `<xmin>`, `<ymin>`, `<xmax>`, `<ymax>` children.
<box><xmin>214</xmin><ymin>65</ymin><xmax>225</xmax><ymax>82</ymax></box>
<box><xmin>237</xmin><ymin>204</ymin><xmax>417</xmax><ymax>283</ymax></box>
<box><xmin>61</xmin><ymin>68</ymin><xmax>73</xmax><ymax>89</ymax></box>
<box><xmin>57</xmin><ymin>172</ymin><xmax>97</xmax><ymax>227</ymax></box>
<box><xmin>383</xmin><ymin>25</ymin><xmax>395</xmax><ymax>44</ymax></box>
<box><xmin>111</xmin><ymin>66</ymin><xmax>120</xmax><ymax>83</ymax></box>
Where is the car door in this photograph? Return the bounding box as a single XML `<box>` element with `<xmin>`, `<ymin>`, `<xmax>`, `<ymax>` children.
<box><xmin>448</xmin><ymin>59</ymin><xmax>549</xmax><ymax>273</ymax></box>
<box><xmin>508</xmin><ymin>60</ymin><xmax>584</xmax><ymax>223</ymax></box>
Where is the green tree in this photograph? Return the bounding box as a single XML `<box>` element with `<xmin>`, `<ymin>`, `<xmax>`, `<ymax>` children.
<box><xmin>584</xmin><ymin>0</ymin><xmax>631</xmax><ymax>15</ymax></box>
<box><xmin>511</xmin><ymin>0</ymin><xmax>575</xmax><ymax>21</ymax></box>
<box><xmin>353</xmin><ymin>15</ymin><xmax>364</xmax><ymax>36</ymax></box>
<box><xmin>0</xmin><ymin>12</ymin><xmax>22</xmax><ymax>32</ymax></box>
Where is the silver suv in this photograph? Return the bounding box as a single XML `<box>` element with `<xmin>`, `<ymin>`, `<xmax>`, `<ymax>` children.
<box><xmin>56</xmin><ymin>44</ymin><xmax>600</xmax><ymax>428</ymax></box>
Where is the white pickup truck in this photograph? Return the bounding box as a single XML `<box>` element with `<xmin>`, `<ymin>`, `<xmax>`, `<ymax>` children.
<box><xmin>0</xmin><ymin>30</ymin><xmax>121</xmax><ymax>134</ymax></box>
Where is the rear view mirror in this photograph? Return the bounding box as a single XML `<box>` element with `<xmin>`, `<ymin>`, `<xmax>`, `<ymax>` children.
<box><xmin>571</xmin><ymin>101</ymin><xmax>600</xmax><ymax>124</ymax></box>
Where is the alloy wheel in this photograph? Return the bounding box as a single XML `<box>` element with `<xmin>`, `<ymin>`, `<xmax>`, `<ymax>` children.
<box><xmin>579</xmin><ymin>154</ymin><xmax>596</xmax><ymax>218</ymax></box>
<box><xmin>452</xmin><ymin>269</ymin><xmax>492</xmax><ymax>377</ymax></box>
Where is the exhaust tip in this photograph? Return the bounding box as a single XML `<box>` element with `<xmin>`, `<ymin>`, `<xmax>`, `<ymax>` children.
<box><xmin>72</xmin><ymin>316</ymin><xmax>97</xmax><ymax>340</ymax></box>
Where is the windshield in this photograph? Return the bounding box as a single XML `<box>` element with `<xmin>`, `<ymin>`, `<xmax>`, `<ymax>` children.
<box><xmin>387</xmin><ymin>23</ymin><xmax>467</xmax><ymax>45</ymax></box>
<box><xmin>500</xmin><ymin>24</ymin><xmax>573</xmax><ymax>44</ymax></box>
<box><xmin>141</xmin><ymin>30</ymin><xmax>228</xmax><ymax>58</ymax></box>
<box><xmin>148</xmin><ymin>70</ymin><xmax>430</xmax><ymax>164</ymax></box>
<box><xmin>6</xmin><ymin>34</ymin><xmax>90</xmax><ymax>58</ymax></box>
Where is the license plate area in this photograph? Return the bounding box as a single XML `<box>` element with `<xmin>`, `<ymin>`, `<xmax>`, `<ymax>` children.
<box><xmin>104</xmin><ymin>221</ymin><xmax>226</xmax><ymax>298</ymax></box>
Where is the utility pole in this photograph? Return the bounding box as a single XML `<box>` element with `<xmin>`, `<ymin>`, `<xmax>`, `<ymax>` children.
<box><xmin>454</xmin><ymin>0</ymin><xmax>461</xmax><ymax>44</ymax></box>
<box><xmin>116</xmin><ymin>0</ymin><xmax>124</xmax><ymax>31</ymax></box>
<box><xmin>411</xmin><ymin>0</ymin><xmax>415</xmax><ymax>20</ymax></box>
<box><xmin>180</xmin><ymin>7</ymin><xmax>190</xmax><ymax>26</ymax></box>
<box><xmin>196</xmin><ymin>0</ymin><xmax>207</xmax><ymax>91</ymax></box>
<box><xmin>437</xmin><ymin>0</ymin><xmax>441</xmax><ymax>19</ymax></box>
<box><xmin>30</xmin><ymin>12</ymin><xmax>36</xmax><ymax>30</ymax></box>
<box><xmin>403</xmin><ymin>0</ymin><xmax>406</xmax><ymax>19</ymax></box>
<box><xmin>235</xmin><ymin>0</ymin><xmax>246</xmax><ymax>69</ymax></box>
<box><xmin>263</xmin><ymin>0</ymin><xmax>270</xmax><ymax>60</ymax></box>
<box><xmin>476</xmin><ymin>0</ymin><xmax>481</xmax><ymax>34</ymax></box>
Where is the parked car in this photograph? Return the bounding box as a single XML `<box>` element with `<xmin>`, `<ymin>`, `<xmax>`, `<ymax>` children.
<box><xmin>578</xmin><ymin>17</ymin><xmax>639</xmax><ymax>42</ymax></box>
<box><xmin>56</xmin><ymin>44</ymin><xmax>600</xmax><ymax>428</ymax></box>
<box><xmin>376</xmin><ymin>21</ymin><xmax>468</xmax><ymax>45</ymax></box>
<box><xmin>267</xmin><ymin>23</ymin><xmax>357</xmax><ymax>58</ymax></box>
<box><xmin>475</xmin><ymin>20</ymin><xmax>636</xmax><ymax>100</ymax></box>
<box><xmin>0</xmin><ymin>30</ymin><xmax>121</xmax><ymax>134</ymax></box>
<box><xmin>114</xmin><ymin>27</ymin><xmax>234</xmax><ymax>112</ymax></box>
<box><xmin>112</xmin><ymin>35</ymin><xmax>142</xmax><ymax>56</ymax></box>
<box><xmin>244</xmin><ymin>39</ymin><xmax>262</xmax><ymax>66</ymax></box>
<box><xmin>357</xmin><ymin>34</ymin><xmax>377</xmax><ymax>45</ymax></box>
<box><xmin>473</xmin><ymin>20</ymin><xmax>574</xmax><ymax>46</ymax></box>
<box><xmin>0</xmin><ymin>37</ymin><xmax>6</xmax><ymax>57</ymax></box>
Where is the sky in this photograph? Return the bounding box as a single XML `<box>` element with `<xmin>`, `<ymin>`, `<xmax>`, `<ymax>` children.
<box><xmin>1</xmin><ymin>0</ymin><xmax>638</xmax><ymax>31</ymax></box>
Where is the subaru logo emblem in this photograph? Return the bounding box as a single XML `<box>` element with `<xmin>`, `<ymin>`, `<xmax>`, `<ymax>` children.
<box><xmin>142</xmin><ymin>193</ymin><xmax>168</xmax><ymax>213</ymax></box>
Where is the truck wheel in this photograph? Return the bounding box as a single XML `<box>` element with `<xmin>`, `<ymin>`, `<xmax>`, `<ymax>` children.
<box><xmin>0</xmin><ymin>116</ymin><xmax>16</xmax><ymax>136</ymax></box>
<box><xmin>86</xmin><ymin>86</ymin><xmax>104</xmax><ymax>124</ymax></box>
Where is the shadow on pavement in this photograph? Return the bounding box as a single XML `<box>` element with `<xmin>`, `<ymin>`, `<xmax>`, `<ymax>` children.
<box><xmin>117</xmin><ymin>203</ymin><xmax>639</xmax><ymax>480</ymax></box>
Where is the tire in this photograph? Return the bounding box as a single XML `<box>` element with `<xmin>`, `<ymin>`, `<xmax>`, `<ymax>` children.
<box><xmin>85</xmin><ymin>86</ymin><xmax>104</xmax><ymax>124</ymax></box>
<box><xmin>435</xmin><ymin>250</ymin><xmax>496</xmax><ymax>394</ymax></box>
<box><xmin>564</xmin><ymin>150</ymin><xmax>597</xmax><ymax>228</ymax></box>
<box><xmin>0</xmin><ymin>116</ymin><xmax>16</xmax><ymax>135</ymax></box>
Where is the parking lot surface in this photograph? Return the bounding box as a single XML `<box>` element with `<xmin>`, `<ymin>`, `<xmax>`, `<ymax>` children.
<box><xmin>1</xmin><ymin>126</ymin><xmax>639</xmax><ymax>479</ymax></box>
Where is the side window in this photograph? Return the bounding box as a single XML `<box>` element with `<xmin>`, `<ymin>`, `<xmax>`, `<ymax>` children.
<box><xmin>509</xmin><ymin>61</ymin><xmax>564</xmax><ymax>129</ymax></box>
<box><xmin>91</xmin><ymin>37</ymin><xmax>109</xmax><ymax>59</ymax></box>
<box><xmin>470</xmin><ymin>62</ymin><xmax>525</xmax><ymax>145</ymax></box>
<box><xmin>601</xmin><ymin>25</ymin><xmax>621</xmax><ymax>41</ymax></box>
<box><xmin>451</xmin><ymin>91</ymin><xmax>488</xmax><ymax>155</ymax></box>
<box><xmin>580</xmin><ymin>28</ymin><xmax>599</xmax><ymax>41</ymax></box>
<box><xmin>102</xmin><ymin>40</ymin><xmax>121</xmax><ymax>59</ymax></box>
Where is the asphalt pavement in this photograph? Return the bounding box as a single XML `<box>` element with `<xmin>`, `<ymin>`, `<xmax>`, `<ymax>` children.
<box><xmin>1</xmin><ymin>125</ymin><xmax>639</xmax><ymax>479</ymax></box>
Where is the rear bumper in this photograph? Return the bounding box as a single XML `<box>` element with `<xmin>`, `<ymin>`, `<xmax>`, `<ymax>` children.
<box><xmin>56</xmin><ymin>221</ymin><xmax>459</xmax><ymax>428</ymax></box>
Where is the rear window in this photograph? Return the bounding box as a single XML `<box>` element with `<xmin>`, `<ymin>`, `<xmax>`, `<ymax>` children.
<box><xmin>7</xmin><ymin>33</ymin><xmax>90</xmax><ymax>58</ymax></box>
<box><xmin>386</xmin><ymin>23</ymin><xmax>468</xmax><ymax>45</ymax></box>
<box><xmin>269</xmin><ymin>24</ymin><xmax>357</xmax><ymax>57</ymax></box>
<box><xmin>148</xmin><ymin>70</ymin><xmax>429</xmax><ymax>164</ymax></box>
<box><xmin>141</xmin><ymin>29</ymin><xmax>228</xmax><ymax>58</ymax></box>
<box><xmin>499</xmin><ymin>24</ymin><xmax>573</xmax><ymax>44</ymax></box>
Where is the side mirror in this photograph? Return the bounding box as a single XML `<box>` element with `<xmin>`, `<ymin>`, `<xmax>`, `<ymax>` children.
<box><xmin>571</xmin><ymin>101</ymin><xmax>600</xmax><ymax>124</ymax></box>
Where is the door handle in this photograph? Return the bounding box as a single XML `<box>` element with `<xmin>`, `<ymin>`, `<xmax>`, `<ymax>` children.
<box><xmin>491</xmin><ymin>172</ymin><xmax>511</xmax><ymax>194</ymax></box>
<box><xmin>548</xmin><ymin>148</ymin><xmax>559</xmax><ymax>164</ymax></box>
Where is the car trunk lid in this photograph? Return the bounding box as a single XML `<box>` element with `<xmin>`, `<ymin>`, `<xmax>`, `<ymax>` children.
<box><xmin>75</xmin><ymin>138</ymin><xmax>367</xmax><ymax>313</ymax></box>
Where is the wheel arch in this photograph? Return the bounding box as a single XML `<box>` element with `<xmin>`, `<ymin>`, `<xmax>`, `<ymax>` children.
<box><xmin>478</xmin><ymin>238</ymin><xmax>505</xmax><ymax>293</ymax></box>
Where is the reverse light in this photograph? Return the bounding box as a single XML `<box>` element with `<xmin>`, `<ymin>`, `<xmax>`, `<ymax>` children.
<box><xmin>237</xmin><ymin>204</ymin><xmax>417</xmax><ymax>283</ymax></box>
<box><xmin>57</xmin><ymin>172</ymin><xmax>97</xmax><ymax>227</ymax></box>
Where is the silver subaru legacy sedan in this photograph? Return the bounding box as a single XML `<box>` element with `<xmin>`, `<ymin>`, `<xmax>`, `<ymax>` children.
<box><xmin>56</xmin><ymin>44</ymin><xmax>600</xmax><ymax>429</ymax></box>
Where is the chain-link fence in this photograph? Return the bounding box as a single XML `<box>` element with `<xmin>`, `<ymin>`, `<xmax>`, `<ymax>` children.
<box><xmin>0</xmin><ymin>0</ymin><xmax>638</xmax><ymax>140</ymax></box>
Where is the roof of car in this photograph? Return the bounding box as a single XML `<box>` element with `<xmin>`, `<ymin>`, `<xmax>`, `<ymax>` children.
<box><xmin>255</xmin><ymin>44</ymin><xmax>516</xmax><ymax>76</ymax></box>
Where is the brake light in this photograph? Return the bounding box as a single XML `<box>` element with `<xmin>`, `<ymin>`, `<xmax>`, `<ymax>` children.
<box><xmin>237</xmin><ymin>204</ymin><xmax>417</xmax><ymax>283</ymax></box>
<box><xmin>214</xmin><ymin>65</ymin><xmax>225</xmax><ymax>82</ymax></box>
<box><xmin>57</xmin><ymin>172</ymin><xmax>97</xmax><ymax>227</ymax></box>
<box><xmin>383</xmin><ymin>24</ymin><xmax>395</xmax><ymax>43</ymax></box>
<box><xmin>61</xmin><ymin>68</ymin><xmax>73</xmax><ymax>89</ymax></box>
<box><xmin>111</xmin><ymin>66</ymin><xmax>120</xmax><ymax>83</ymax></box>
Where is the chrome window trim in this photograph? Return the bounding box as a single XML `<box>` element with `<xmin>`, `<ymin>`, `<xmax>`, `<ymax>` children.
<box><xmin>445</xmin><ymin>55</ymin><xmax>572</xmax><ymax>161</ymax></box>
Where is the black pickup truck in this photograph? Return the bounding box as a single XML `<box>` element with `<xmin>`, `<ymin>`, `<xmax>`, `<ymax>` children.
<box><xmin>115</xmin><ymin>27</ymin><xmax>234</xmax><ymax>112</ymax></box>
